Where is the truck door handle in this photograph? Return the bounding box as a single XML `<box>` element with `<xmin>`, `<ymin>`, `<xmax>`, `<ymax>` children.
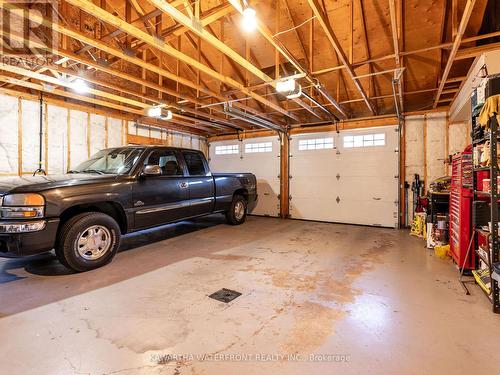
<box><xmin>179</xmin><ymin>182</ymin><xmax>188</xmax><ymax>189</ymax></box>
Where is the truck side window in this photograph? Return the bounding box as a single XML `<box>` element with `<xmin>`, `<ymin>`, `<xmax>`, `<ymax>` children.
<box><xmin>182</xmin><ymin>151</ymin><xmax>206</xmax><ymax>176</ymax></box>
<box><xmin>145</xmin><ymin>150</ymin><xmax>183</xmax><ymax>176</ymax></box>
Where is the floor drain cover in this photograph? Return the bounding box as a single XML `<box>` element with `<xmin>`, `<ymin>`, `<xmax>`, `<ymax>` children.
<box><xmin>209</xmin><ymin>288</ymin><xmax>242</xmax><ymax>303</ymax></box>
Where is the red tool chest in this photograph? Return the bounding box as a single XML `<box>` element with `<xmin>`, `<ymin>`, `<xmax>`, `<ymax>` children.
<box><xmin>449</xmin><ymin>146</ymin><xmax>475</xmax><ymax>270</ymax></box>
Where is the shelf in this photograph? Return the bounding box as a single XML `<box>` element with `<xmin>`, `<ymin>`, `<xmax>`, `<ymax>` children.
<box><xmin>476</xmin><ymin>249</ymin><xmax>491</xmax><ymax>267</ymax></box>
<box><xmin>475</xmin><ymin>227</ymin><xmax>492</xmax><ymax>238</ymax></box>
<box><xmin>473</xmin><ymin>134</ymin><xmax>500</xmax><ymax>145</ymax></box>
<box><xmin>471</xmin><ymin>97</ymin><xmax>500</xmax><ymax>313</ymax></box>
<box><xmin>473</xmin><ymin>191</ymin><xmax>500</xmax><ymax>201</ymax></box>
<box><xmin>473</xmin><ymin>166</ymin><xmax>497</xmax><ymax>171</ymax></box>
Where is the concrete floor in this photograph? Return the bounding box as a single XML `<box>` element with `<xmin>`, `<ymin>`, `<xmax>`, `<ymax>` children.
<box><xmin>0</xmin><ymin>216</ymin><xmax>499</xmax><ymax>375</ymax></box>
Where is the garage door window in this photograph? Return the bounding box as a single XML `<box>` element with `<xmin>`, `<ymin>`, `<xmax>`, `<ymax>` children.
<box><xmin>215</xmin><ymin>144</ymin><xmax>239</xmax><ymax>155</ymax></box>
<box><xmin>245</xmin><ymin>142</ymin><xmax>272</xmax><ymax>153</ymax></box>
<box><xmin>298</xmin><ymin>138</ymin><xmax>334</xmax><ymax>151</ymax></box>
<box><xmin>344</xmin><ymin>133</ymin><xmax>385</xmax><ymax>148</ymax></box>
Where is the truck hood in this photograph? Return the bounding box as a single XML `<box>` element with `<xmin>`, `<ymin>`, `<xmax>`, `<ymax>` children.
<box><xmin>0</xmin><ymin>174</ymin><xmax>119</xmax><ymax>195</ymax></box>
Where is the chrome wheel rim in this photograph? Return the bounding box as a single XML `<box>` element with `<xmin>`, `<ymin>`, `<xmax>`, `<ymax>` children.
<box><xmin>76</xmin><ymin>225</ymin><xmax>112</xmax><ymax>261</ymax></box>
<box><xmin>234</xmin><ymin>201</ymin><xmax>245</xmax><ymax>220</ymax></box>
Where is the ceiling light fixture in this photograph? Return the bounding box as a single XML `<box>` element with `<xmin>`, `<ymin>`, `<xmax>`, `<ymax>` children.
<box><xmin>147</xmin><ymin>106</ymin><xmax>162</xmax><ymax>118</ymax></box>
<box><xmin>242</xmin><ymin>7</ymin><xmax>257</xmax><ymax>32</ymax></box>
<box><xmin>276</xmin><ymin>78</ymin><xmax>296</xmax><ymax>93</ymax></box>
<box><xmin>147</xmin><ymin>106</ymin><xmax>173</xmax><ymax>120</ymax></box>
<box><xmin>276</xmin><ymin>77</ymin><xmax>302</xmax><ymax>99</ymax></box>
<box><xmin>72</xmin><ymin>78</ymin><xmax>90</xmax><ymax>94</ymax></box>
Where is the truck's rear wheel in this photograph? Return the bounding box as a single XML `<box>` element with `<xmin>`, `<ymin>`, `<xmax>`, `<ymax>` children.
<box><xmin>225</xmin><ymin>195</ymin><xmax>247</xmax><ymax>225</ymax></box>
<box><xmin>56</xmin><ymin>212</ymin><xmax>121</xmax><ymax>272</ymax></box>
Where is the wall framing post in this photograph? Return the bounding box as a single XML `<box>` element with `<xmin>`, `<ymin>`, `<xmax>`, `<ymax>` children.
<box><xmin>280</xmin><ymin>131</ymin><xmax>290</xmax><ymax>218</ymax></box>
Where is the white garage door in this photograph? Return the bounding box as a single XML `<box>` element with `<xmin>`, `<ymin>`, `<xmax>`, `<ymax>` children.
<box><xmin>209</xmin><ymin>136</ymin><xmax>280</xmax><ymax>217</ymax></box>
<box><xmin>290</xmin><ymin>126</ymin><xmax>399</xmax><ymax>228</ymax></box>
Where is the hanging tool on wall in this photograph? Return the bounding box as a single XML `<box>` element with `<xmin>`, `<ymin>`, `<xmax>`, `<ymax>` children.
<box><xmin>411</xmin><ymin>174</ymin><xmax>425</xmax><ymax>217</ymax></box>
<box><xmin>33</xmin><ymin>93</ymin><xmax>46</xmax><ymax>176</ymax></box>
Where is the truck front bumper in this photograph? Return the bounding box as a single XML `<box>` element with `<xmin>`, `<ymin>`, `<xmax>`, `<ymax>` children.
<box><xmin>0</xmin><ymin>218</ymin><xmax>59</xmax><ymax>257</ymax></box>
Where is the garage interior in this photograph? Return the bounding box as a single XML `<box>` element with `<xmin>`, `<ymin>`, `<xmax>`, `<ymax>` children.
<box><xmin>1</xmin><ymin>0</ymin><xmax>500</xmax><ymax>373</ymax></box>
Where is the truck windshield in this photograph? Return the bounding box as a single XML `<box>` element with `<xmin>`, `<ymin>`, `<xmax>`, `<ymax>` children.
<box><xmin>70</xmin><ymin>148</ymin><xmax>144</xmax><ymax>175</ymax></box>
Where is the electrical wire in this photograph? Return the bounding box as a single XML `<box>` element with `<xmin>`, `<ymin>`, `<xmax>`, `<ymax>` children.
<box><xmin>273</xmin><ymin>15</ymin><xmax>316</xmax><ymax>38</ymax></box>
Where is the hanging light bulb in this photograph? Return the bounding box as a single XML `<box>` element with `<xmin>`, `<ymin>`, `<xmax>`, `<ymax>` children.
<box><xmin>242</xmin><ymin>7</ymin><xmax>257</xmax><ymax>32</ymax></box>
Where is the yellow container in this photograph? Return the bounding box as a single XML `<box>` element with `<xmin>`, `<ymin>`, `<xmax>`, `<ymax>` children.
<box><xmin>434</xmin><ymin>244</ymin><xmax>450</xmax><ymax>260</ymax></box>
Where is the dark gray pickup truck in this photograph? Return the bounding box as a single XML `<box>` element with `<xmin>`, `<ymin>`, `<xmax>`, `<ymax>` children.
<box><xmin>0</xmin><ymin>146</ymin><xmax>257</xmax><ymax>271</ymax></box>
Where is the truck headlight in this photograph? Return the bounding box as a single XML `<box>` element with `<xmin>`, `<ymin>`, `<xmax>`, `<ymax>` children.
<box><xmin>0</xmin><ymin>194</ymin><xmax>45</xmax><ymax>219</ymax></box>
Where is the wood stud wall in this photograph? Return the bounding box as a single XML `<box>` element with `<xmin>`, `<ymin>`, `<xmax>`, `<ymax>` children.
<box><xmin>0</xmin><ymin>92</ymin><xmax>130</xmax><ymax>176</ymax></box>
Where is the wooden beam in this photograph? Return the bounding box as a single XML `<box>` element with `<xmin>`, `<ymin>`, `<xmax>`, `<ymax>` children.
<box><xmin>312</xmin><ymin>30</ymin><xmax>500</xmax><ymax>77</ymax></box>
<box><xmin>143</xmin><ymin>0</ymin><xmax>301</xmax><ymax>121</ymax></box>
<box><xmin>455</xmin><ymin>41</ymin><xmax>500</xmax><ymax>60</ymax></box>
<box><xmin>434</xmin><ymin>0</ymin><xmax>476</xmax><ymax>108</ymax></box>
<box><xmin>0</xmin><ymin>75</ymin><xmax>211</xmax><ymax>135</ymax></box>
<box><xmin>227</xmin><ymin>0</ymin><xmax>343</xmax><ymax>119</ymax></box>
<box><xmin>2</xmin><ymin>10</ymin><xmax>271</xmax><ymax>126</ymax></box>
<box><xmin>388</xmin><ymin>0</ymin><xmax>404</xmax><ymax>111</ymax></box>
<box><xmin>306</xmin><ymin>0</ymin><xmax>375</xmax><ymax>114</ymax></box>
<box><xmin>49</xmin><ymin>0</ymin><xmax>297</xmax><ymax>122</ymax></box>
<box><xmin>358</xmin><ymin>0</ymin><xmax>378</xmax><ymax>112</ymax></box>
<box><xmin>452</xmin><ymin>0</ymin><xmax>459</xmax><ymax>38</ymax></box>
<box><xmin>280</xmin><ymin>134</ymin><xmax>290</xmax><ymax>218</ymax></box>
<box><xmin>282</xmin><ymin>0</ymin><xmax>309</xmax><ymax>68</ymax></box>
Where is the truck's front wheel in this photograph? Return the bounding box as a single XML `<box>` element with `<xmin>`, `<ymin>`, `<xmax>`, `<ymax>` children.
<box><xmin>225</xmin><ymin>195</ymin><xmax>247</xmax><ymax>225</ymax></box>
<box><xmin>56</xmin><ymin>212</ymin><xmax>121</xmax><ymax>272</ymax></box>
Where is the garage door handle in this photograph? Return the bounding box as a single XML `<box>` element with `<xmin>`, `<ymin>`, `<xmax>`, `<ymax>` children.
<box><xmin>372</xmin><ymin>197</ymin><xmax>381</xmax><ymax>201</ymax></box>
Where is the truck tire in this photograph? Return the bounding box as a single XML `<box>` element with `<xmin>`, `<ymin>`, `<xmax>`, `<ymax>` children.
<box><xmin>55</xmin><ymin>212</ymin><xmax>121</xmax><ymax>272</ymax></box>
<box><xmin>225</xmin><ymin>195</ymin><xmax>247</xmax><ymax>225</ymax></box>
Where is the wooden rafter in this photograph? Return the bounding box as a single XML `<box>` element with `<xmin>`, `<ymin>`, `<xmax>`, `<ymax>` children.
<box><xmin>0</xmin><ymin>75</ymin><xmax>209</xmax><ymax>136</ymax></box>
<box><xmin>62</xmin><ymin>0</ymin><xmax>297</xmax><ymax>123</ymax></box>
<box><xmin>306</xmin><ymin>0</ymin><xmax>374</xmax><ymax>115</ymax></box>
<box><xmin>2</xmin><ymin>5</ymin><xmax>274</xmax><ymax>127</ymax></box>
<box><xmin>227</xmin><ymin>0</ymin><xmax>344</xmax><ymax>119</ymax></box>
<box><xmin>145</xmin><ymin>0</ymin><xmax>316</xmax><ymax>121</ymax></box>
<box><xmin>357</xmin><ymin>0</ymin><xmax>378</xmax><ymax>113</ymax></box>
<box><xmin>388</xmin><ymin>0</ymin><xmax>403</xmax><ymax>112</ymax></box>
<box><xmin>0</xmin><ymin>65</ymin><xmax>227</xmax><ymax>133</ymax></box>
<box><xmin>433</xmin><ymin>0</ymin><xmax>476</xmax><ymax>108</ymax></box>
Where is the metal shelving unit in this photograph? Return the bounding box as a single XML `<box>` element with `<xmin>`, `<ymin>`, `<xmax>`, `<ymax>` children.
<box><xmin>472</xmin><ymin>109</ymin><xmax>500</xmax><ymax>313</ymax></box>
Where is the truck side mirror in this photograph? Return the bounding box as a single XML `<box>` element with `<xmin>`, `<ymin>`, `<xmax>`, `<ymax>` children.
<box><xmin>142</xmin><ymin>165</ymin><xmax>161</xmax><ymax>176</ymax></box>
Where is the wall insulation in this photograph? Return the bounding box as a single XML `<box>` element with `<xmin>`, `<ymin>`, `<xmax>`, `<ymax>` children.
<box><xmin>0</xmin><ymin>92</ymin><xmax>127</xmax><ymax>176</ymax></box>
<box><xmin>127</xmin><ymin>122</ymin><xmax>208</xmax><ymax>155</ymax></box>
<box><xmin>0</xmin><ymin>95</ymin><xmax>19</xmax><ymax>175</ymax></box>
<box><xmin>22</xmin><ymin>99</ymin><xmax>42</xmax><ymax>173</ymax></box>
<box><xmin>448</xmin><ymin>122</ymin><xmax>470</xmax><ymax>155</ymax></box>
<box><xmin>89</xmin><ymin>114</ymin><xmax>106</xmax><ymax>156</ymax></box>
<box><xmin>403</xmin><ymin>112</ymin><xmax>466</xmax><ymax>220</ymax></box>
<box><xmin>47</xmin><ymin>104</ymin><xmax>68</xmax><ymax>174</ymax></box>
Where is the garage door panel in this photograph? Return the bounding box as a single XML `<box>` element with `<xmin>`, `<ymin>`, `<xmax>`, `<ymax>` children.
<box><xmin>333</xmin><ymin>200</ymin><xmax>397</xmax><ymax>226</ymax></box>
<box><xmin>209</xmin><ymin>136</ymin><xmax>280</xmax><ymax>217</ymax></box>
<box><xmin>290</xmin><ymin>197</ymin><xmax>337</xmax><ymax>222</ymax></box>
<box><xmin>337</xmin><ymin>152</ymin><xmax>398</xmax><ymax>171</ymax></box>
<box><xmin>336</xmin><ymin>176</ymin><xmax>398</xmax><ymax>200</ymax></box>
<box><xmin>290</xmin><ymin>126</ymin><xmax>399</xmax><ymax>228</ymax></box>
<box><xmin>290</xmin><ymin>196</ymin><xmax>396</xmax><ymax>226</ymax></box>
<box><xmin>290</xmin><ymin>176</ymin><xmax>337</xmax><ymax>197</ymax></box>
